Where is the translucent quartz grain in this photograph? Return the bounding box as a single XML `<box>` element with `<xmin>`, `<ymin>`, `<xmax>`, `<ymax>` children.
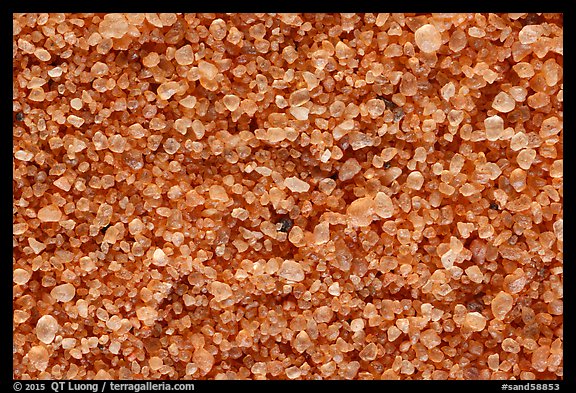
<box><xmin>95</xmin><ymin>370</ymin><xmax>113</xmax><ymax>379</ymax></box>
<box><xmin>484</xmin><ymin>115</ymin><xmax>504</xmax><ymax>141</ymax></box>
<box><xmin>278</xmin><ymin>260</ymin><xmax>305</xmax><ymax>282</ymax></box>
<box><xmin>553</xmin><ymin>219</ymin><xmax>563</xmax><ymax>241</ymax></box>
<box><xmin>209</xmin><ymin>19</ymin><xmax>227</xmax><ymax>40</ymax></box>
<box><xmin>347</xmin><ymin>196</ymin><xmax>375</xmax><ymax>227</ymax></box>
<box><xmin>289</xmin><ymin>106</ymin><xmax>310</xmax><ymax>121</ymax></box>
<box><xmin>513</xmin><ymin>62</ymin><xmax>535</xmax><ymax>78</ymax></box>
<box><xmin>350</xmin><ymin>318</ymin><xmax>365</xmax><ymax>332</ymax></box>
<box><xmin>198</xmin><ymin>60</ymin><xmax>218</xmax><ymax>80</ymax></box>
<box><xmin>13</xmin><ymin>268</ymin><xmax>31</xmax><ymax>285</ymax></box>
<box><xmin>91</xmin><ymin>62</ymin><xmax>109</xmax><ymax>76</ymax></box>
<box><xmin>92</xmin><ymin>131</ymin><xmax>109</xmax><ymax>150</ymax></box>
<box><xmin>28</xmin><ymin>345</ymin><xmax>49</xmax><ymax>371</ymax></box>
<box><xmin>50</xmin><ymin>283</ymin><xmax>76</xmax><ymax>302</ymax></box>
<box><xmin>99</xmin><ymin>14</ymin><xmax>129</xmax><ymax>39</ymax></box>
<box><xmin>36</xmin><ymin>315</ymin><xmax>59</xmax><ymax>344</ymax></box>
<box><xmin>293</xmin><ymin>331</ymin><xmax>312</xmax><ymax>353</ymax></box>
<box><xmin>267</xmin><ymin>127</ymin><xmax>287</xmax><ymax>143</ymax></box>
<box><xmin>313</xmin><ymin>221</ymin><xmax>330</xmax><ymax>245</ymax></box>
<box><xmin>67</xmin><ymin>115</ymin><xmax>85</xmax><ymax>128</ymax></box>
<box><xmin>175</xmin><ymin>45</ymin><xmax>194</xmax><ymax>65</ymax></box>
<box><xmin>339</xmin><ymin>158</ymin><xmax>361</xmax><ymax>181</ymax></box>
<box><xmin>37</xmin><ymin>205</ymin><xmax>62</xmax><ymax>222</ymax></box>
<box><xmin>502</xmin><ymin>338</ymin><xmax>521</xmax><ymax>353</ymax></box>
<box><xmin>318</xmin><ymin>178</ymin><xmax>336</xmax><ymax>195</ymax></box>
<box><xmin>152</xmin><ymin>248</ymin><xmax>167</xmax><ymax>266</ymax></box>
<box><xmin>284</xmin><ymin>177</ymin><xmax>310</xmax><ymax>193</ymax></box>
<box><xmin>492</xmin><ymin>92</ymin><xmax>516</xmax><ymax>113</ymax></box>
<box><xmin>193</xmin><ymin>348</ymin><xmax>215</xmax><ymax>375</ymax></box>
<box><xmin>47</xmin><ymin>66</ymin><xmax>63</xmax><ymax>78</ymax></box>
<box><xmin>400</xmin><ymin>73</ymin><xmax>418</xmax><ymax>96</ymax></box>
<box><xmin>157</xmin><ymin>81</ymin><xmax>180</xmax><ymax>100</ymax></box>
<box><xmin>509</xmin><ymin>168</ymin><xmax>527</xmax><ymax>192</ymax></box>
<box><xmin>136</xmin><ymin>306</ymin><xmax>158</xmax><ymax>323</ymax></box>
<box><xmin>143</xmin><ymin>52</ymin><xmax>160</xmax><ymax>67</ymax></box>
<box><xmin>163</xmin><ymin>138</ymin><xmax>180</xmax><ymax>154</ymax></box>
<box><xmin>34</xmin><ymin>48</ymin><xmax>51</xmax><ymax>62</ymax></box>
<box><xmin>149</xmin><ymin>356</ymin><xmax>163</xmax><ymax>371</ymax></box>
<box><xmin>541</xmin><ymin>116</ymin><xmax>561</xmax><ymax>138</ymax></box>
<box><xmin>70</xmin><ymin>98</ymin><xmax>83</xmax><ymax>110</ymax></box>
<box><xmin>519</xmin><ymin>25</ymin><xmax>543</xmax><ymax>44</ymax></box>
<box><xmin>420</xmin><ymin>329</ymin><xmax>441</xmax><ymax>349</ymax></box>
<box><xmin>301</xmin><ymin>71</ymin><xmax>318</xmax><ymax>90</ymax></box>
<box><xmin>209</xmin><ymin>185</ymin><xmax>229</xmax><ymax>202</ymax></box>
<box><xmin>289</xmin><ymin>88</ymin><xmax>310</xmax><ymax>107</ymax></box>
<box><xmin>223</xmin><ymin>95</ymin><xmax>240</xmax><ymax>111</ymax></box>
<box><xmin>406</xmin><ymin>171</ymin><xmax>424</xmax><ymax>190</ymax></box>
<box><xmin>28</xmin><ymin>238</ymin><xmax>46</xmax><ymax>254</ymax></box>
<box><xmin>465</xmin><ymin>266</ymin><xmax>484</xmax><ymax>283</ymax></box>
<box><xmin>463</xmin><ymin>312</ymin><xmax>487</xmax><ymax>332</ymax></box>
<box><xmin>491</xmin><ymin>292</ymin><xmax>514</xmax><ymax>320</ymax></box>
<box><xmin>517</xmin><ymin>148</ymin><xmax>537</xmax><ymax>170</ymax></box>
<box><xmin>108</xmin><ymin>135</ymin><xmax>126</xmax><ymax>153</ymax></box>
<box><xmin>286</xmin><ymin>366</ymin><xmax>302</xmax><ymax>379</ymax></box>
<box><xmin>509</xmin><ymin>86</ymin><xmax>527</xmax><ymax>102</ymax></box>
<box><xmin>209</xmin><ymin>281</ymin><xmax>233</xmax><ymax>301</ymax></box>
<box><xmin>488</xmin><ymin>354</ymin><xmax>500</xmax><ymax>371</ymax></box>
<box><xmin>29</xmin><ymin>88</ymin><xmax>46</xmax><ymax>102</ymax></box>
<box><xmin>414</xmin><ymin>24</ymin><xmax>442</xmax><ymax>53</ymax></box>
<box><xmin>550</xmin><ymin>160</ymin><xmax>562</xmax><ymax>178</ymax></box>
<box><xmin>327</xmin><ymin>283</ymin><xmax>341</xmax><ymax>296</ymax></box>
<box><xmin>527</xmin><ymin>92</ymin><xmax>550</xmax><ymax>109</ymax></box>
<box><xmin>374</xmin><ymin>192</ymin><xmax>394</xmax><ymax>219</ymax></box>
<box><xmin>359</xmin><ymin>343</ymin><xmax>378</xmax><ymax>361</ymax></box>
<box><xmin>15</xmin><ymin>150</ymin><xmax>34</xmax><ymax>161</ymax></box>
<box><xmin>449</xmin><ymin>154</ymin><xmax>465</xmax><ymax>174</ymax></box>
<box><xmin>510</xmin><ymin>132</ymin><xmax>529</xmax><ymax>151</ymax></box>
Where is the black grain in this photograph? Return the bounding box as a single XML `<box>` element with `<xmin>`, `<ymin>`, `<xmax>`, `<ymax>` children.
<box><xmin>277</xmin><ymin>217</ymin><xmax>293</xmax><ymax>233</ymax></box>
